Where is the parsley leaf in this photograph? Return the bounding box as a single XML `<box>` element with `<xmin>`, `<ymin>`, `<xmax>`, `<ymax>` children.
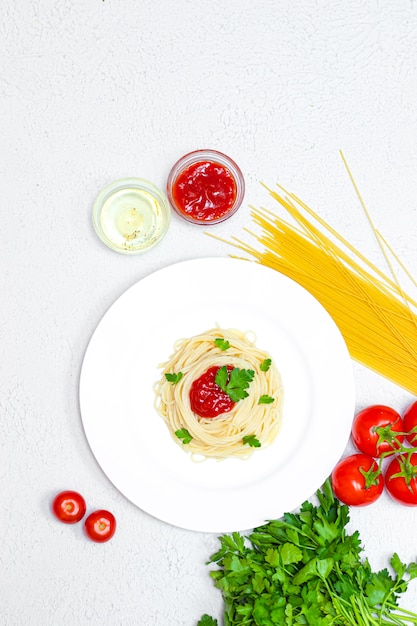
<box><xmin>258</xmin><ymin>395</ymin><xmax>274</xmax><ymax>404</ymax></box>
<box><xmin>165</xmin><ymin>372</ymin><xmax>183</xmax><ymax>384</ymax></box>
<box><xmin>407</xmin><ymin>562</ymin><xmax>417</xmax><ymax>581</ymax></box>
<box><xmin>391</xmin><ymin>552</ymin><xmax>407</xmax><ymax>578</ymax></box>
<box><xmin>197</xmin><ymin>616</ymin><xmax>218</xmax><ymax>626</ymax></box>
<box><xmin>260</xmin><ymin>358</ymin><xmax>272</xmax><ymax>371</ymax></box>
<box><xmin>214</xmin><ymin>365</ymin><xmax>228</xmax><ymax>390</ymax></box>
<box><xmin>243</xmin><ymin>434</ymin><xmax>261</xmax><ymax>448</ymax></box>
<box><xmin>215</xmin><ymin>366</ymin><xmax>254</xmax><ymax>402</ymax></box>
<box><xmin>175</xmin><ymin>428</ymin><xmax>192</xmax><ymax>444</ymax></box>
<box><xmin>214</xmin><ymin>338</ymin><xmax>230</xmax><ymax>351</ymax></box>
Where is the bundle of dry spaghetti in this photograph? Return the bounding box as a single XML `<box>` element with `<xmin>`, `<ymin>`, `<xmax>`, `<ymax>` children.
<box><xmin>221</xmin><ymin>178</ymin><xmax>417</xmax><ymax>395</ymax></box>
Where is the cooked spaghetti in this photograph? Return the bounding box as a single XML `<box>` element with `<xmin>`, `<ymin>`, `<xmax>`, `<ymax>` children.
<box><xmin>215</xmin><ymin>166</ymin><xmax>417</xmax><ymax>395</ymax></box>
<box><xmin>154</xmin><ymin>327</ymin><xmax>283</xmax><ymax>460</ymax></box>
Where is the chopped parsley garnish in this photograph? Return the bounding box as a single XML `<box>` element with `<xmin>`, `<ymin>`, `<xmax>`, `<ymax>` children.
<box><xmin>175</xmin><ymin>428</ymin><xmax>192</xmax><ymax>444</ymax></box>
<box><xmin>258</xmin><ymin>394</ymin><xmax>274</xmax><ymax>404</ymax></box>
<box><xmin>165</xmin><ymin>372</ymin><xmax>183</xmax><ymax>384</ymax></box>
<box><xmin>215</xmin><ymin>366</ymin><xmax>255</xmax><ymax>402</ymax></box>
<box><xmin>214</xmin><ymin>338</ymin><xmax>230</xmax><ymax>351</ymax></box>
<box><xmin>243</xmin><ymin>434</ymin><xmax>261</xmax><ymax>448</ymax></box>
<box><xmin>260</xmin><ymin>358</ymin><xmax>272</xmax><ymax>371</ymax></box>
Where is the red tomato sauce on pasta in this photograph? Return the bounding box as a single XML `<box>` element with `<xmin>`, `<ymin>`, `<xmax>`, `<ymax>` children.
<box><xmin>171</xmin><ymin>161</ymin><xmax>237</xmax><ymax>222</ymax></box>
<box><xmin>190</xmin><ymin>365</ymin><xmax>235</xmax><ymax>418</ymax></box>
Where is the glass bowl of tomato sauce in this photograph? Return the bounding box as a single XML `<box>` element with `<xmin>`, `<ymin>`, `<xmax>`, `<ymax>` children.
<box><xmin>166</xmin><ymin>149</ymin><xmax>245</xmax><ymax>225</ymax></box>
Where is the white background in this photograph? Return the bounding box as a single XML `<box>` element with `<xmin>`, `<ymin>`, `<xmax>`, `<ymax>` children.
<box><xmin>2</xmin><ymin>0</ymin><xmax>417</xmax><ymax>624</ymax></box>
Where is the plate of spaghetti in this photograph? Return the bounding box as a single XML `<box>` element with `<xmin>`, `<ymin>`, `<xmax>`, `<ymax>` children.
<box><xmin>79</xmin><ymin>257</ymin><xmax>355</xmax><ymax>532</ymax></box>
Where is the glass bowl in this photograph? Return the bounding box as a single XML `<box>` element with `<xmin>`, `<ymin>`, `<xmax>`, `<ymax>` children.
<box><xmin>92</xmin><ymin>178</ymin><xmax>171</xmax><ymax>254</ymax></box>
<box><xmin>166</xmin><ymin>149</ymin><xmax>245</xmax><ymax>225</ymax></box>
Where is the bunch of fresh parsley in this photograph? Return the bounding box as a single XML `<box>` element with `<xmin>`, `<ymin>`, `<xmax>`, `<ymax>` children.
<box><xmin>197</xmin><ymin>479</ymin><xmax>417</xmax><ymax>625</ymax></box>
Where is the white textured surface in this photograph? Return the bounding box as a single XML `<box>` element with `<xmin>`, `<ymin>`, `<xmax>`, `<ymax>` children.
<box><xmin>1</xmin><ymin>1</ymin><xmax>417</xmax><ymax>624</ymax></box>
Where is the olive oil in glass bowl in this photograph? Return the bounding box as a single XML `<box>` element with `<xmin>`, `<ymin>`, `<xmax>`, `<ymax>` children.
<box><xmin>92</xmin><ymin>178</ymin><xmax>171</xmax><ymax>254</ymax></box>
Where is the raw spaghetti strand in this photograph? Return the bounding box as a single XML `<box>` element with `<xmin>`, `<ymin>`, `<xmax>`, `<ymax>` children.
<box><xmin>208</xmin><ymin>185</ymin><xmax>417</xmax><ymax>395</ymax></box>
<box><xmin>269</xmin><ymin>189</ymin><xmax>417</xmax><ymax>364</ymax></box>
<box><xmin>154</xmin><ymin>327</ymin><xmax>283</xmax><ymax>460</ymax></box>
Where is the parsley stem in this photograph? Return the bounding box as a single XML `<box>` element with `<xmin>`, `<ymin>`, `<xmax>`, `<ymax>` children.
<box><xmin>385</xmin><ymin>606</ymin><xmax>417</xmax><ymax>624</ymax></box>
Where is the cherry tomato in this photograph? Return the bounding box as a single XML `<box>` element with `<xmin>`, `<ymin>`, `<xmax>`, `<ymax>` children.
<box><xmin>84</xmin><ymin>510</ymin><xmax>116</xmax><ymax>543</ymax></box>
<box><xmin>403</xmin><ymin>400</ymin><xmax>417</xmax><ymax>446</ymax></box>
<box><xmin>385</xmin><ymin>453</ymin><xmax>417</xmax><ymax>506</ymax></box>
<box><xmin>52</xmin><ymin>490</ymin><xmax>87</xmax><ymax>524</ymax></box>
<box><xmin>351</xmin><ymin>405</ymin><xmax>404</xmax><ymax>457</ymax></box>
<box><xmin>331</xmin><ymin>454</ymin><xmax>384</xmax><ymax>506</ymax></box>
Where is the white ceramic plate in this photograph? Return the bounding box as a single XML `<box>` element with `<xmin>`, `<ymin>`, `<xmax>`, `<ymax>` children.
<box><xmin>79</xmin><ymin>258</ymin><xmax>355</xmax><ymax>533</ymax></box>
